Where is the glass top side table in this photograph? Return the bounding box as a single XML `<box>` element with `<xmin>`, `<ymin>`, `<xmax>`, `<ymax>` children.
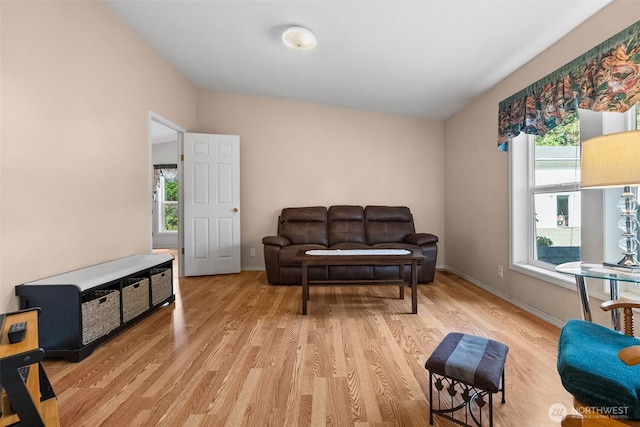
<box><xmin>556</xmin><ymin>261</ymin><xmax>640</xmax><ymax>331</ymax></box>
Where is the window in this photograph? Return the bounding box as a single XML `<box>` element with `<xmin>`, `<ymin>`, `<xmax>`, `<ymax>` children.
<box><xmin>510</xmin><ymin>104</ymin><xmax>639</xmax><ymax>289</ymax></box>
<box><xmin>158</xmin><ymin>176</ymin><xmax>178</xmax><ymax>232</ymax></box>
<box><xmin>532</xmin><ymin>113</ymin><xmax>581</xmax><ymax>267</ymax></box>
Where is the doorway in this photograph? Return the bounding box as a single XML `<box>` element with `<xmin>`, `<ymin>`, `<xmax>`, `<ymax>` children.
<box><xmin>149</xmin><ymin>112</ymin><xmax>185</xmax><ymax>275</ymax></box>
<box><xmin>148</xmin><ymin>114</ymin><xmax>241</xmax><ymax>277</ymax></box>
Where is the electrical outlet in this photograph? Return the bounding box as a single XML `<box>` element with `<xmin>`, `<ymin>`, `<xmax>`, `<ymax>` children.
<box><xmin>497</xmin><ymin>265</ymin><xmax>503</xmax><ymax>278</ymax></box>
<box><xmin>250</xmin><ymin>248</ymin><xmax>256</xmax><ymax>257</ymax></box>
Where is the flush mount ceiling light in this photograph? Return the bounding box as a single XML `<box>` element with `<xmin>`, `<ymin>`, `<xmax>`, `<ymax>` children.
<box><xmin>282</xmin><ymin>26</ymin><xmax>316</xmax><ymax>51</ymax></box>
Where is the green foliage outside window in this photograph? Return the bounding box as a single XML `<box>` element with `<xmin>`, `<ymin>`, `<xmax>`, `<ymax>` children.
<box><xmin>164</xmin><ymin>204</ymin><xmax>178</xmax><ymax>231</ymax></box>
<box><xmin>164</xmin><ymin>180</ymin><xmax>178</xmax><ymax>201</ymax></box>
<box><xmin>537</xmin><ymin>236</ymin><xmax>554</xmax><ymax>247</ymax></box>
<box><xmin>535</xmin><ymin>101</ymin><xmax>638</xmax><ymax>146</ymax></box>
<box><xmin>163</xmin><ymin>180</ymin><xmax>178</xmax><ymax>231</ymax></box>
<box><xmin>534</xmin><ymin>112</ymin><xmax>580</xmax><ymax>147</ymax></box>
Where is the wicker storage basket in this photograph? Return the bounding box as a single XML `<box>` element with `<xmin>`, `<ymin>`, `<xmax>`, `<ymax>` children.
<box><xmin>122</xmin><ymin>278</ymin><xmax>150</xmax><ymax>322</ymax></box>
<box><xmin>150</xmin><ymin>268</ymin><xmax>172</xmax><ymax>306</ymax></box>
<box><xmin>81</xmin><ymin>289</ymin><xmax>121</xmax><ymax>345</ymax></box>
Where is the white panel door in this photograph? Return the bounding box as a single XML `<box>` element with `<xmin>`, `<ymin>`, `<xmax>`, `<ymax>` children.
<box><xmin>183</xmin><ymin>133</ymin><xmax>240</xmax><ymax>276</ymax></box>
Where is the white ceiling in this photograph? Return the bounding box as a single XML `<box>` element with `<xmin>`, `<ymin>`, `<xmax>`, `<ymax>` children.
<box><xmin>105</xmin><ymin>0</ymin><xmax>612</xmax><ymax>120</ymax></box>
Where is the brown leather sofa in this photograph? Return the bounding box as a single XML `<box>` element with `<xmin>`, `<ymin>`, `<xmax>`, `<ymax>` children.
<box><xmin>262</xmin><ymin>205</ymin><xmax>438</xmax><ymax>285</ymax></box>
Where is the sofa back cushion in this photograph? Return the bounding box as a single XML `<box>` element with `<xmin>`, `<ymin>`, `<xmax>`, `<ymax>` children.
<box><xmin>279</xmin><ymin>207</ymin><xmax>328</xmax><ymax>246</ymax></box>
<box><xmin>328</xmin><ymin>205</ymin><xmax>366</xmax><ymax>246</ymax></box>
<box><xmin>365</xmin><ymin>206</ymin><xmax>415</xmax><ymax>244</ymax></box>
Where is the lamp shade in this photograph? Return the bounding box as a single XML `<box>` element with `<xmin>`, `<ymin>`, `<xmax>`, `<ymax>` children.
<box><xmin>581</xmin><ymin>130</ymin><xmax>640</xmax><ymax>189</ymax></box>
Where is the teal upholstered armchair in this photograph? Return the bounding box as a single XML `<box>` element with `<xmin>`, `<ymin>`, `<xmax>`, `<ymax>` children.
<box><xmin>557</xmin><ymin>299</ymin><xmax>640</xmax><ymax>426</ymax></box>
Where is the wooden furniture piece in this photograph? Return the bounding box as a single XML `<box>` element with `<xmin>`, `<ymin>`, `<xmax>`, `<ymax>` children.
<box><xmin>0</xmin><ymin>308</ymin><xmax>59</xmax><ymax>427</ymax></box>
<box><xmin>558</xmin><ymin>298</ymin><xmax>640</xmax><ymax>426</ymax></box>
<box><xmin>425</xmin><ymin>332</ymin><xmax>508</xmax><ymax>427</ymax></box>
<box><xmin>15</xmin><ymin>254</ymin><xmax>174</xmax><ymax>362</ymax></box>
<box><xmin>294</xmin><ymin>249</ymin><xmax>424</xmax><ymax>315</ymax></box>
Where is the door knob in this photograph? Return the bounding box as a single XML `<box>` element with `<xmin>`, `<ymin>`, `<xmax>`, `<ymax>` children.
<box><xmin>233</xmin><ymin>208</ymin><xmax>239</xmax><ymax>212</ymax></box>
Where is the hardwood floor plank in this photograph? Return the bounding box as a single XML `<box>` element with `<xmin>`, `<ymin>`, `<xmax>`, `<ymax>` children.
<box><xmin>78</xmin><ymin>361</ymin><xmax>158</xmax><ymax>426</ymax></box>
<box><xmin>311</xmin><ymin>377</ymin><xmax>327</xmax><ymax>427</ymax></box>
<box><xmin>42</xmin><ymin>269</ymin><xmax>574</xmax><ymax>426</ymax></box>
<box><xmin>326</xmin><ymin>376</ymin><xmax>355</xmax><ymax>426</ymax></box>
<box><xmin>346</xmin><ymin>318</ymin><xmax>385</xmax><ymax>423</ymax></box>
<box><xmin>182</xmin><ymin>414</ymin><xmax>205</xmax><ymax>427</ymax></box>
<box><xmin>374</xmin><ymin>314</ymin><xmax>425</xmax><ymax>400</ymax></box>
<box><xmin>226</xmin><ymin>367</ymin><xmax>263</xmax><ymax>426</ymax></box>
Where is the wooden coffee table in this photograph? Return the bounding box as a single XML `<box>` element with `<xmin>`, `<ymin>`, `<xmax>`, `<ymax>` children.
<box><xmin>294</xmin><ymin>249</ymin><xmax>425</xmax><ymax>315</ymax></box>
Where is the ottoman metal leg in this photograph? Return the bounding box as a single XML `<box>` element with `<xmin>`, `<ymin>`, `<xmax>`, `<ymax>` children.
<box><xmin>429</xmin><ymin>371</ymin><xmax>434</xmax><ymax>425</ymax></box>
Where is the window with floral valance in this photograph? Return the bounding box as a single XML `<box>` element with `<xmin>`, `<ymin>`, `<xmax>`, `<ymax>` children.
<box><xmin>153</xmin><ymin>164</ymin><xmax>178</xmax><ymax>189</ymax></box>
<box><xmin>497</xmin><ymin>20</ymin><xmax>640</xmax><ymax>151</ymax></box>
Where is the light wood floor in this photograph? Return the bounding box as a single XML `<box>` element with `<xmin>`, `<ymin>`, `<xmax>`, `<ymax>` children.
<box><xmin>43</xmin><ymin>269</ymin><xmax>573</xmax><ymax>426</ymax></box>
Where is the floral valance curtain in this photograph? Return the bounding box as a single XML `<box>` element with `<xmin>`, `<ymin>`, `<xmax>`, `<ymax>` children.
<box><xmin>153</xmin><ymin>164</ymin><xmax>178</xmax><ymax>189</ymax></box>
<box><xmin>498</xmin><ymin>20</ymin><xmax>640</xmax><ymax>151</ymax></box>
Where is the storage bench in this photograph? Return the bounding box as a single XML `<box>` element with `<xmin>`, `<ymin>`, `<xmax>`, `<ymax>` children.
<box><xmin>15</xmin><ymin>254</ymin><xmax>175</xmax><ymax>362</ymax></box>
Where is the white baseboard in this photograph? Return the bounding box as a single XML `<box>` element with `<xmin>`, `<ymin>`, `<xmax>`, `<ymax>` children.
<box><xmin>442</xmin><ymin>266</ymin><xmax>564</xmax><ymax>328</ymax></box>
<box><xmin>241</xmin><ymin>266</ymin><xmax>265</xmax><ymax>271</ymax></box>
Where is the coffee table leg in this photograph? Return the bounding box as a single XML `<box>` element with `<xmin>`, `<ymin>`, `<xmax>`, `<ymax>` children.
<box><xmin>411</xmin><ymin>259</ymin><xmax>417</xmax><ymax>314</ymax></box>
<box><xmin>302</xmin><ymin>261</ymin><xmax>308</xmax><ymax>315</ymax></box>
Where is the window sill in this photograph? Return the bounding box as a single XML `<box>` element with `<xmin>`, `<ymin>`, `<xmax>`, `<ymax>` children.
<box><xmin>511</xmin><ymin>262</ymin><xmax>610</xmax><ymax>302</ymax></box>
<box><xmin>511</xmin><ymin>262</ymin><xmax>574</xmax><ymax>288</ymax></box>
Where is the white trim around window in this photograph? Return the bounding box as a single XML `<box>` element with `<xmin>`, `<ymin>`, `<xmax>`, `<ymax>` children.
<box><xmin>509</xmin><ymin>108</ymin><xmax>638</xmax><ymax>301</ymax></box>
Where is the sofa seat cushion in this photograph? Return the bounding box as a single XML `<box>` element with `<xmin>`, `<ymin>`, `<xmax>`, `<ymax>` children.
<box><xmin>279</xmin><ymin>244</ymin><xmax>328</xmax><ymax>267</ymax></box>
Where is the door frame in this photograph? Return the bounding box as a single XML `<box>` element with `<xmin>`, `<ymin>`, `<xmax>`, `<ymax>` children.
<box><xmin>148</xmin><ymin>111</ymin><xmax>186</xmax><ymax>276</ymax></box>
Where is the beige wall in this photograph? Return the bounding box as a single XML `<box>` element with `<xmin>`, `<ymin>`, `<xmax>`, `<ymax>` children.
<box><xmin>0</xmin><ymin>1</ymin><xmax>197</xmax><ymax>312</ymax></box>
<box><xmin>444</xmin><ymin>0</ymin><xmax>640</xmax><ymax>327</ymax></box>
<box><xmin>196</xmin><ymin>90</ymin><xmax>445</xmax><ymax>269</ymax></box>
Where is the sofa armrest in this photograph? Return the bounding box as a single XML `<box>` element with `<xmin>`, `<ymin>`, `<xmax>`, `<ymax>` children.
<box><xmin>262</xmin><ymin>236</ymin><xmax>290</xmax><ymax>284</ymax></box>
<box><xmin>407</xmin><ymin>233</ymin><xmax>439</xmax><ymax>283</ymax></box>
<box><xmin>406</xmin><ymin>233</ymin><xmax>438</xmax><ymax>246</ymax></box>
<box><xmin>262</xmin><ymin>235</ymin><xmax>291</xmax><ymax>247</ymax></box>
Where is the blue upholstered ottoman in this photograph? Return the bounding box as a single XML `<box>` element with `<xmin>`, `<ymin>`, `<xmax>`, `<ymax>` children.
<box><xmin>425</xmin><ymin>333</ymin><xmax>509</xmax><ymax>427</ymax></box>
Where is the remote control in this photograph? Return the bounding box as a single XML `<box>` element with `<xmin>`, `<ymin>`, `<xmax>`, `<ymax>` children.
<box><xmin>8</xmin><ymin>321</ymin><xmax>27</xmax><ymax>344</ymax></box>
